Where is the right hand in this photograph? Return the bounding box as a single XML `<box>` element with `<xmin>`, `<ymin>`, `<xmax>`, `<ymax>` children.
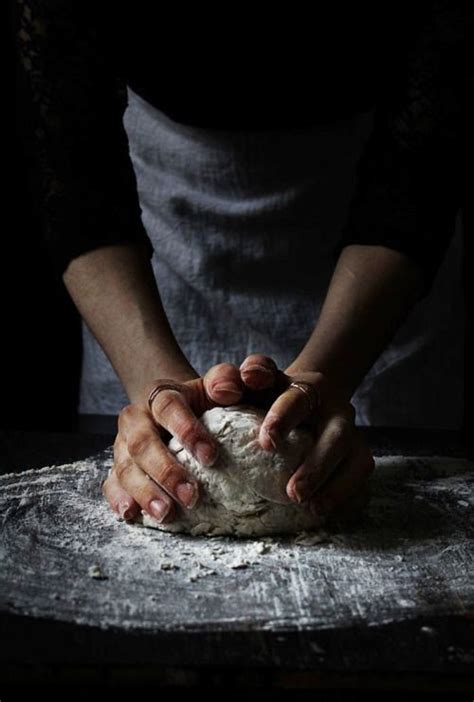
<box><xmin>102</xmin><ymin>364</ymin><xmax>246</xmax><ymax>524</ymax></box>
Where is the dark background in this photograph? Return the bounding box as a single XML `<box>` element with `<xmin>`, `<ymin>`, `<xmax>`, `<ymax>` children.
<box><xmin>7</xmin><ymin>21</ymin><xmax>473</xmax><ymax>442</ymax></box>
<box><xmin>5</xmin><ymin>25</ymin><xmax>82</xmax><ymax>434</ymax></box>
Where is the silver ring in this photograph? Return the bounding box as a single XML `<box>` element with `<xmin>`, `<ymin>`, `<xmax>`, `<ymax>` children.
<box><xmin>148</xmin><ymin>380</ymin><xmax>185</xmax><ymax>413</ymax></box>
<box><xmin>289</xmin><ymin>381</ymin><xmax>320</xmax><ymax>414</ymax></box>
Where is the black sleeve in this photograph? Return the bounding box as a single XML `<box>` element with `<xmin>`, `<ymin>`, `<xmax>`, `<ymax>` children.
<box><xmin>335</xmin><ymin>1</ymin><xmax>473</xmax><ymax>297</ymax></box>
<box><xmin>14</xmin><ymin>0</ymin><xmax>154</xmax><ymax>277</ymax></box>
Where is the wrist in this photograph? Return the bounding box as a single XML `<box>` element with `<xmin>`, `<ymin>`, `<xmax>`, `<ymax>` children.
<box><xmin>64</xmin><ymin>243</ymin><xmax>200</xmax><ymax>404</ymax></box>
<box><xmin>285</xmin><ymin>362</ymin><xmax>353</xmax><ymax>403</ymax></box>
<box><xmin>286</xmin><ymin>245</ymin><xmax>423</xmax><ymax>404</ymax></box>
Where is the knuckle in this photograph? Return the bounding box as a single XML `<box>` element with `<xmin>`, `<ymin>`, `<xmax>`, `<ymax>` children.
<box><xmin>328</xmin><ymin>418</ymin><xmax>350</xmax><ymax>444</ymax></box>
<box><xmin>127</xmin><ymin>430</ymin><xmax>150</xmax><ymax>457</ymax></box>
<box><xmin>114</xmin><ymin>458</ymin><xmax>131</xmax><ymax>480</ymax></box>
<box><xmin>156</xmin><ymin>461</ymin><xmax>180</xmax><ymax>488</ymax></box>
<box><xmin>152</xmin><ymin>390</ymin><xmax>179</xmax><ymax>417</ymax></box>
<box><xmin>118</xmin><ymin>404</ymin><xmax>136</xmax><ymax>432</ymax></box>
<box><xmin>313</xmin><ymin>371</ymin><xmax>325</xmax><ymax>386</ymax></box>
<box><xmin>179</xmin><ymin>420</ymin><xmax>201</xmax><ymax>448</ymax></box>
<box><xmin>326</xmin><ymin>424</ymin><xmax>344</xmax><ymax>445</ymax></box>
<box><xmin>120</xmin><ymin>404</ymin><xmax>135</xmax><ymax>421</ymax></box>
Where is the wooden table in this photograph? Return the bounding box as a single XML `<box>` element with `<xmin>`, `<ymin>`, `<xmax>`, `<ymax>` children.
<box><xmin>1</xmin><ymin>422</ymin><xmax>473</xmax><ymax>696</ymax></box>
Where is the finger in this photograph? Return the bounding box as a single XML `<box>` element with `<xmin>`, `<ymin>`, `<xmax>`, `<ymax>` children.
<box><xmin>120</xmin><ymin>405</ymin><xmax>202</xmax><ymax>509</ymax></box>
<box><xmin>239</xmin><ymin>354</ymin><xmax>281</xmax><ymax>391</ymax></box>
<box><xmin>114</xmin><ymin>455</ymin><xmax>177</xmax><ymax>524</ymax></box>
<box><xmin>203</xmin><ymin>362</ymin><xmax>245</xmax><ymax>405</ymax></box>
<box><xmin>113</xmin><ymin>434</ymin><xmax>176</xmax><ymax>521</ymax></box>
<box><xmin>286</xmin><ymin>410</ymin><xmax>354</xmax><ymax>503</ymax></box>
<box><xmin>258</xmin><ymin>390</ymin><xmax>309</xmax><ymax>453</ymax></box>
<box><xmin>142</xmin><ymin>384</ymin><xmax>220</xmax><ymax>467</ymax></box>
<box><xmin>308</xmin><ymin>432</ymin><xmax>375</xmax><ymax>522</ymax></box>
<box><xmin>258</xmin><ymin>372</ymin><xmax>325</xmax><ymax>453</ymax></box>
<box><xmin>102</xmin><ymin>468</ymin><xmax>141</xmax><ymax>521</ymax></box>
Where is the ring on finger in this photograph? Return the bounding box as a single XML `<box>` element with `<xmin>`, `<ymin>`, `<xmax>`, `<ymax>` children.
<box><xmin>289</xmin><ymin>381</ymin><xmax>320</xmax><ymax>414</ymax></box>
<box><xmin>148</xmin><ymin>380</ymin><xmax>186</xmax><ymax>414</ymax></box>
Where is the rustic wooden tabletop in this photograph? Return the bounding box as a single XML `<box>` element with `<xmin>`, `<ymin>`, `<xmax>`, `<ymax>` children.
<box><xmin>0</xmin><ymin>420</ymin><xmax>473</xmax><ymax>696</ymax></box>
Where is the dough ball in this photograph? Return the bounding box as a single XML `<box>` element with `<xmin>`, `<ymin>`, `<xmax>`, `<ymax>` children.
<box><xmin>138</xmin><ymin>405</ymin><xmax>322</xmax><ymax>537</ymax></box>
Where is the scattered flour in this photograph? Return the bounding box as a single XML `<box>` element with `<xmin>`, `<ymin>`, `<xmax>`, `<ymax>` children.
<box><xmin>0</xmin><ymin>443</ymin><xmax>472</xmax><ymax>637</ymax></box>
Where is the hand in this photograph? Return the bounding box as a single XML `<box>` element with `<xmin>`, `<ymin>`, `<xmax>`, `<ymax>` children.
<box><xmin>239</xmin><ymin>354</ymin><xmax>375</xmax><ymax>525</ymax></box>
<box><xmin>102</xmin><ymin>364</ymin><xmax>246</xmax><ymax>523</ymax></box>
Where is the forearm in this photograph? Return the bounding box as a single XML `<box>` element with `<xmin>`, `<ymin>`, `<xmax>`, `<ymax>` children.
<box><xmin>286</xmin><ymin>244</ymin><xmax>425</xmax><ymax>401</ymax></box>
<box><xmin>63</xmin><ymin>243</ymin><xmax>198</xmax><ymax>402</ymax></box>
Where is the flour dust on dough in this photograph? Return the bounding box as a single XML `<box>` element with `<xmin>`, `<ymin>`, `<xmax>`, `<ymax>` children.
<box><xmin>138</xmin><ymin>404</ymin><xmax>322</xmax><ymax>537</ymax></box>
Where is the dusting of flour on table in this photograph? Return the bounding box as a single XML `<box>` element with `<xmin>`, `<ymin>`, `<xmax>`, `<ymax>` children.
<box><xmin>139</xmin><ymin>405</ymin><xmax>320</xmax><ymax>537</ymax></box>
<box><xmin>1</xmin><ymin>450</ymin><xmax>472</xmax><ymax>634</ymax></box>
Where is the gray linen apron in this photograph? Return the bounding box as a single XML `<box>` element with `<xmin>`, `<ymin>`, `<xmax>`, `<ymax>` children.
<box><xmin>79</xmin><ymin>87</ymin><xmax>465</xmax><ymax>429</ymax></box>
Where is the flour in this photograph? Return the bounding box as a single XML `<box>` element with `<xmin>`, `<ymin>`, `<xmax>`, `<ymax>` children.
<box><xmin>0</xmin><ymin>451</ymin><xmax>473</xmax><ymax>636</ymax></box>
<box><xmin>139</xmin><ymin>405</ymin><xmax>321</xmax><ymax>537</ymax></box>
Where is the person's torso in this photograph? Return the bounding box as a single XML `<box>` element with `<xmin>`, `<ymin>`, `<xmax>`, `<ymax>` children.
<box><xmin>80</xmin><ymin>87</ymin><xmax>465</xmax><ymax>428</ymax></box>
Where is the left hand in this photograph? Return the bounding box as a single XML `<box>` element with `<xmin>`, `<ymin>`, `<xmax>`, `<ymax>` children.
<box><xmin>239</xmin><ymin>353</ymin><xmax>375</xmax><ymax>525</ymax></box>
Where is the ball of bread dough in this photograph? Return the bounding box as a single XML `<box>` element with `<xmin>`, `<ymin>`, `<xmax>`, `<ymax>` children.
<box><xmin>138</xmin><ymin>405</ymin><xmax>321</xmax><ymax>537</ymax></box>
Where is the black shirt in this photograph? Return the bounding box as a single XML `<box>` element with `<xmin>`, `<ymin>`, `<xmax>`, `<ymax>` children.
<box><xmin>14</xmin><ymin>0</ymin><xmax>473</xmax><ymax>294</ymax></box>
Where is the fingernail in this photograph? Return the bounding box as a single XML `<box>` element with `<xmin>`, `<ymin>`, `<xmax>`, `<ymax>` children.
<box><xmin>176</xmin><ymin>481</ymin><xmax>199</xmax><ymax>509</ymax></box>
<box><xmin>195</xmin><ymin>441</ymin><xmax>218</xmax><ymax>467</ymax></box>
<box><xmin>149</xmin><ymin>499</ymin><xmax>170</xmax><ymax>523</ymax></box>
<box><xmin>241</xmin><ymin>363</ymin><xmax>273</xmax><ymax>375</ymax></box>
<box><xmin>213</xmin><ymin>382</ymin><xmax>241</xmax><ymax>398</ymax></box>
<box><xmin>119</xmin><ymin>502</ymin><xmax>134</xmax><ymax>520</ymax></box>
